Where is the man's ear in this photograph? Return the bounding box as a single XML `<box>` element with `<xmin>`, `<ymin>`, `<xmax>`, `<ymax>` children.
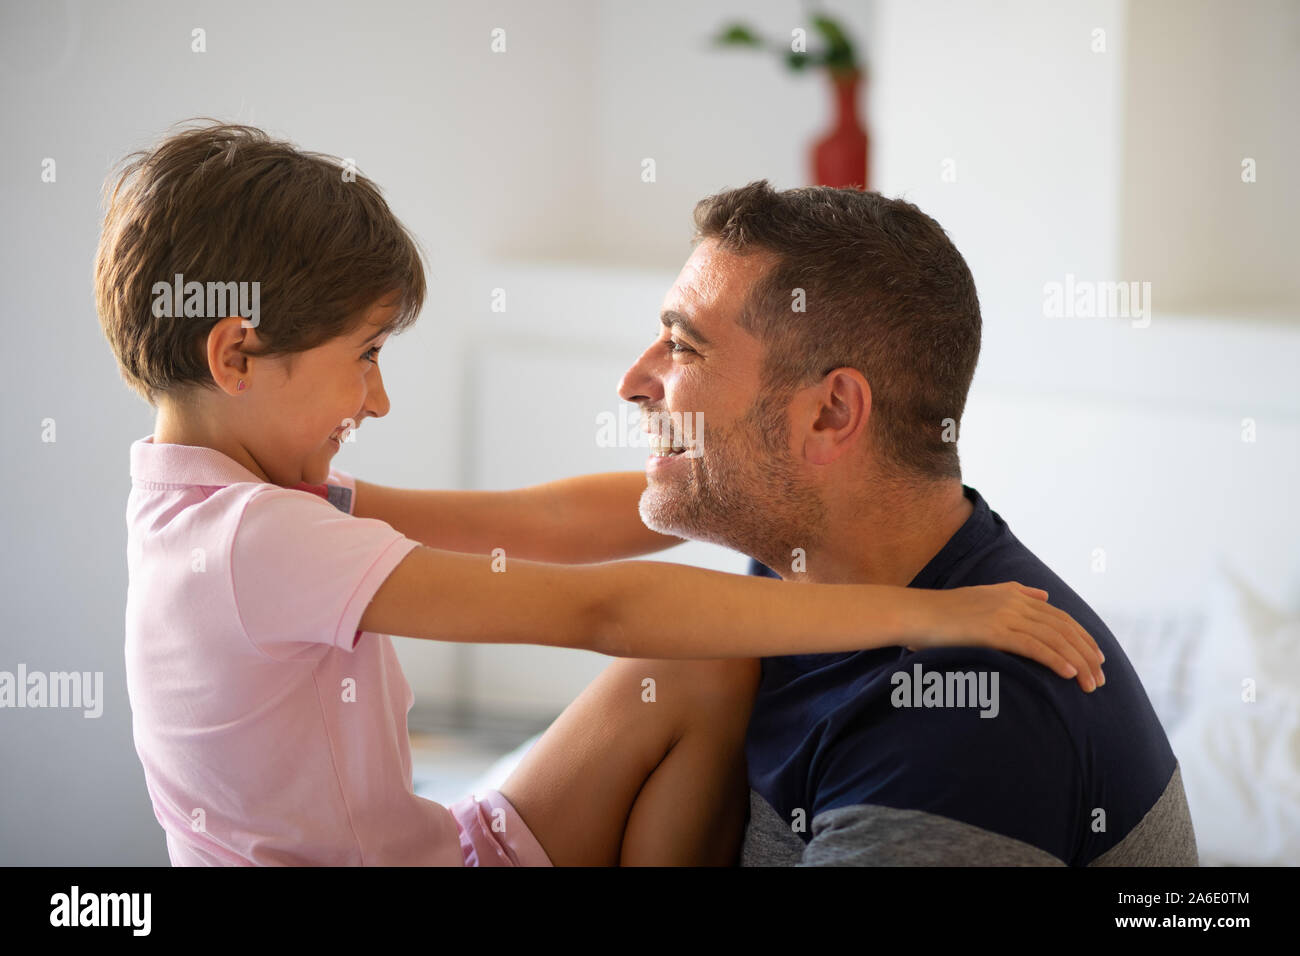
<box><xmin>802</xmin><ymin>368</ymin><xmax>871</xmax><ymax>466</ymax></box>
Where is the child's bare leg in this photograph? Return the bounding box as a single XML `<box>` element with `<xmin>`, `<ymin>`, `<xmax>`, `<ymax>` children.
<box><xmin>497</xmin><ymin>656</ymin><xmax>760</xmax><ymax>866</ymax></box>
<box><xmin>616</xmin><ymin>660</ymin><xmax>758</xmax><ymax>866</ymax></box>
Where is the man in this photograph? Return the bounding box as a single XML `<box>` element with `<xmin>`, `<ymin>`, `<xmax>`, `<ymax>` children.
<box><xmin>616</xmin><ymin>180</ymin><xmax>1198</xmax><ymax>866</ymax></box>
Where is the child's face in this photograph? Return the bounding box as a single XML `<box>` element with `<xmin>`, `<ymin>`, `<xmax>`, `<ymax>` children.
<box><xmin>241</xmin><ymin>299</ymin><xmax>396</xmax><ymax>487</ymax></box>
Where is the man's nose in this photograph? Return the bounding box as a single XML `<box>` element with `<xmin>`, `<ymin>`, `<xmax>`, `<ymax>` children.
<box><xmin>617</xmin><ymin>342</ymin><xmax>665</xmax><ymax>405</ymax></box>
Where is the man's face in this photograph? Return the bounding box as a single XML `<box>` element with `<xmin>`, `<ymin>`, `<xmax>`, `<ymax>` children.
<box><xmin>617</xmin><ymin>239</ymin><xmax>828</xmax><ymax>563</ymax></box>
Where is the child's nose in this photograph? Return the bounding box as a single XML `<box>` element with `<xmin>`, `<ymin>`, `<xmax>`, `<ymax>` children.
<box><xmin>365</xmin><ymin>365</ymin><xmax>391</xmax><ymax>418</ymax></box>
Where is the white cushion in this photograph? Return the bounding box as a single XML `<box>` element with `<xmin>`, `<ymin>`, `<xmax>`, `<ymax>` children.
<box><xmin>1170</xmin><ymin>565</ymin><xmax>1300</xmax><ymax>866</ymax></box>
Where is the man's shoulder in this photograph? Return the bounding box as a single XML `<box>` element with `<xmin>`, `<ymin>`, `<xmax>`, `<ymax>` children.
<box><xmin>811</xmin><ymin>647</ymin><xmax>1089</xmax><ymax>856</ymax></box>
<box><xmin>744</xmin><ymin>490</ymin><xmax>1191</xmax><ymax>865</ymax></box>
<box><xmin>955</xmin><ymin>519</ymin><xmax>1115</xmax><ymax>643</ymax></box>
<box><xmin>797</xmin><ymin>630</ymin><xmax>1182</xmax><ymax>862</ymax></box>
<box><xmin>746</xmin><ymin>578</ymin><xmax>1181</xmax><ymax>864</ymax></box>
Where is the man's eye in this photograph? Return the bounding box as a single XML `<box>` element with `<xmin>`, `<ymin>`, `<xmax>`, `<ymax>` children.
<box><xmin>664</xmin><ymin>339</ymin><xmax>694</xmax><ymax>355</ymax></box>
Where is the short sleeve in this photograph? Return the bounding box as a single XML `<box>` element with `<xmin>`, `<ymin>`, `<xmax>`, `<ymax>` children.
<box><xmin>810</xmin><ymin>648</ymin><xmax>1083</xmax><ymax>862</ymax></box>
<box><xmin>231</xmin><ymin>486</ymin><xmax>420</xmax><ymax>654</ymax></box>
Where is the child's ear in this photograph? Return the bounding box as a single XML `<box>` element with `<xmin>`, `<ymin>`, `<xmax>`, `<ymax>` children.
<box><xmin>207</xmin><ymin>315</ymin><xmax>255</xmax><ymax>393</ymax></box>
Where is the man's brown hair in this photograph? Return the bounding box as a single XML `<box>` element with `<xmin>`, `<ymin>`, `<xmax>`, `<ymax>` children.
<box><xmin>94</xmin><ymin>119</ymin><xmax>426</xmax><ymax>405</ymax></box>
<box><xmin>692</xmin><ymin>180</ymin><xmax>981</xmax><ymax>480</ymax></box>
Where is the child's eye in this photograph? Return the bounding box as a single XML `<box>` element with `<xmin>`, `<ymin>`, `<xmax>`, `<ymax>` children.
<box><xmin>363</xmin><ymin>347</ymin><xmax>381</xmax><ymax>364</ymax></box>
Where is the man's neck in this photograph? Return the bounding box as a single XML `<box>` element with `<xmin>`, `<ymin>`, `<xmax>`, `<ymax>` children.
<box><xmin>784</xmin><ymin>479</ymin><xmax>973</xmax><ymax>587</ymax></box>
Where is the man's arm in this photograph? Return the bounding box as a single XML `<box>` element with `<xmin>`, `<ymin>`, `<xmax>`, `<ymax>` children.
<box><xmin>352</xmin><ymin>471</ymin><xmax>684</xmax><ymax>563</ymax></box>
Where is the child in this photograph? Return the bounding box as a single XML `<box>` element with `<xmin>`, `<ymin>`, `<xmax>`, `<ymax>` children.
<box><xmin>97</xmin><ymin>120</ymin><xmax>1104</xmax><ymax>867</ymax></box>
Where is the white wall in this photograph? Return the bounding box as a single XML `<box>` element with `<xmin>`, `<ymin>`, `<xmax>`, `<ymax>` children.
<box><xmin>1119</xmin><ymin>0</ymin><xmax>1300</xmax><ymax>316</ymax></box>
<box><xmin>870</xmin><ymin>0</ymin><xmax>1127</xmax><ymax>361</ymax></box>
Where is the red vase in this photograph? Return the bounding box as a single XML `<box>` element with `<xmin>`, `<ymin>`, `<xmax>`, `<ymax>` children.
<box><xmin>811</xmin><ymin>68</ymin><xmax>869</xmax><ymax>190</ymax></box>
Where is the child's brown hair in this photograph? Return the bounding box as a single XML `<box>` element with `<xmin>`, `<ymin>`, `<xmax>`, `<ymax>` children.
<box><xmin>94</xmin><ymin>118</ymin><xmax>426</xmax><ymax>406</ymax></box>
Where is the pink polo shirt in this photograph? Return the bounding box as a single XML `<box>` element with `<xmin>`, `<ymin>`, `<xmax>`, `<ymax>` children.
<box><xmin>123</xmin><ymin>435</ymin><xmax>465</xmax><ymax>865</ymax></box>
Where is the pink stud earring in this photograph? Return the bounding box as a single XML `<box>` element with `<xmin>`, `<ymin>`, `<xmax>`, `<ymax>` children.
<box><xmin>237</xmin><ymin>380</ymin><xmax>246</xmax><ymax>391</ymax></box>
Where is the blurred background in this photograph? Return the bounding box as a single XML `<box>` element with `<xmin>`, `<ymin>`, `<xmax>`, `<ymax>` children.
<box><xmin>2</xmin><ymin>0</ymin><xmax>1297</xmax><ymax>865</ymax></box>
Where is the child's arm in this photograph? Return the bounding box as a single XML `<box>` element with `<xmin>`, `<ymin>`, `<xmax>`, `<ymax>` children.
<box><xmin>352</xmin><ymin>473</ymin><xmax>682</xmax><ymax>563</ymax></box>
<box><xmin>360</xmin><ymin>547</ymin><xmax>1106</xmax><ymax>692</ymax></box>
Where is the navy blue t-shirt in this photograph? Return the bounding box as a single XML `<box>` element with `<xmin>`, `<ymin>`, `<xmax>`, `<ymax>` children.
<box><xmin>743</xmin><ymin>485</ymin><xmax>1180</xmax><ymax>865</ymax></box>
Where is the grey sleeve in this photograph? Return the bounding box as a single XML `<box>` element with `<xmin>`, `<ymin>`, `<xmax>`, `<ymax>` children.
<box><xmin>800</xmin><ymin>804</ymin><xmax>1067</xmax><ymax>866</ymax></box>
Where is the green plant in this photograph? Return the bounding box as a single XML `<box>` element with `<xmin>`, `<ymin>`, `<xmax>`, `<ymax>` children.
<box><xmin>712</xmin><ymin>11</ymin><xmax>862</xmax><ymax>76</ymax></box>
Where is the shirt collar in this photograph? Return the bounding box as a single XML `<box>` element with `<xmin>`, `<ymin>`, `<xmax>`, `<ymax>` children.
<box><xmin>129</xmin><ymin>434</ymin><xmax>338</xmax><ymax>506</ymax></box>
<box><xmin>907</xmin><ymin>485</ymin><xmax>996</xmax><ymax>589</ymax></box>
<box><xmin>130</xmin><ymin>434</ymin><xmax>267</xmax><ymax>487</ymax></box>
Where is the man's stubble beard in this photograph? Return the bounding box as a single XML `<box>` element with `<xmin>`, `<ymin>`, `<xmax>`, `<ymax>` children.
<box><xmin>638</xmin><ymin>388</ymin><xmax>829</xmax><ymax>570</ymax></box>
